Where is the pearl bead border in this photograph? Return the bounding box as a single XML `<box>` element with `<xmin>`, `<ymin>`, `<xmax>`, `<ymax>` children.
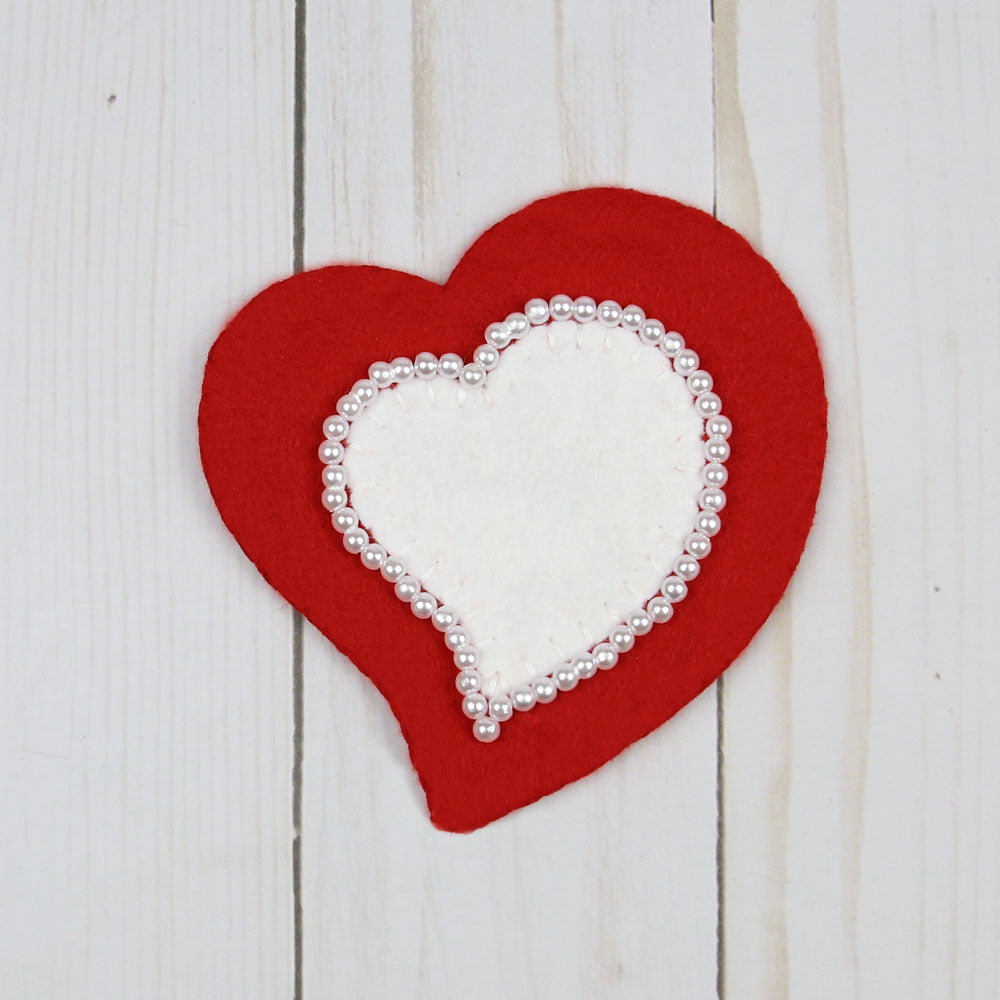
<box><xmin>318</xmin><ymin>296</ymin><xmax>731</xmax><ymax>743</ymax></box>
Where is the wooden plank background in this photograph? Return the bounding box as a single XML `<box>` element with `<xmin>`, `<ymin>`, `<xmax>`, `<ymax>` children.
<box><xmin>2</xmin><ymin>1</ymin><xmax>997</xmax><ymax>997</ymax></box>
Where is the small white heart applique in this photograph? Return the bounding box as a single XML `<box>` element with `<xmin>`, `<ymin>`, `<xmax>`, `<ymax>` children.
<box><xmin>316</xmin><ymin>297</ymin><xmax>731</xmax><ymax>742</ymax></box>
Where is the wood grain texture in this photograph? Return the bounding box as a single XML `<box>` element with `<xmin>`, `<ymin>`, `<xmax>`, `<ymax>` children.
<box><xmin>300</xmin><ymin>3</ymin><xmax>718</xmax><ymax>998</ymax></box>
<box><xmin>0</xmin><ymin>3</ymin><xmax>296</xmax><ymax>997</ymax></box>
<box><xmin>716</xmin><ymin>1</ymin><xmax>1000</xmax><ymax>997</ymax></box>
<box><xmin>4</xmin><ymin>0</ymin><xmax>998</xmax><ymax>997</ymax></box>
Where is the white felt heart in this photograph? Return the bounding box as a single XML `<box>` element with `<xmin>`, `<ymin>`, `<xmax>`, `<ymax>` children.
<box><xmin>341</xmin><ymin>319</ymin><xmax>705</xmax><ymax>696</ymax></box>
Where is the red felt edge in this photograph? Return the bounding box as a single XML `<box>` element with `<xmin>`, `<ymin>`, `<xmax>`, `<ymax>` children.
<box><xmin>198</xmin><ymin>187</ymin><xmax>827</xmax><ymax>833</ymax></box>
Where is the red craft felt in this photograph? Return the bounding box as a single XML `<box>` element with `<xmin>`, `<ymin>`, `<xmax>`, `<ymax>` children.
<box><xmin>199</xmin><ymin>188</ymin><xmax>827</xmax><ymax>832</ymax></box>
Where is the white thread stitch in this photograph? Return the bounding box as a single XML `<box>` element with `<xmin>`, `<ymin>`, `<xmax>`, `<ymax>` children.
<box><xmin>318</xmin><ymin>297</ymin><xmax>731</xmax><ymax>743</ymax></box>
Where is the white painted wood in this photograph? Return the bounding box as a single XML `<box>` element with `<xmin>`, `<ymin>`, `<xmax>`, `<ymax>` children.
<box><xmin>0</xmin><ymin>3</ymin><xmax>296</xmax><ymax>998</ymax></box>
<box><xmin>717</xmin><ymin>1</ymin><xmax>1000</xmax><ymax>997</ymax></box>
<box><xmin>301</xmin><ymin>3</ymin><xmax>718</xmax><ymax>998</ymax></box>
<box><xmin>7</xmin><ymin>1</ymin><xmax>997</xmax><ymax>996</ymax></box>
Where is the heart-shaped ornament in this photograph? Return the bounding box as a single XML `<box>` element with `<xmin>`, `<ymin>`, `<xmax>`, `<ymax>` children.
<box><xmin>199</xmin><ymin>188</ymin><xmax>826</xmax><ymax>831</ymax></box>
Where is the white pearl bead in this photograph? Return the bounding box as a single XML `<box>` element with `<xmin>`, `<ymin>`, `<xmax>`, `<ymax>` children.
<box><xmin>462</xmin><ymin>692</ymin><xmax>488</xmax><ymax>719</ymax></box>
<box><xmin>532</xmin><ymin>676</ymin><xmax>558</xmax><ymax>703</ymax></box>
<box><xmin>660</xmin><ymin>330</ymin><xmax>685</xmax><ymax>357</ymax></box>
<box><xmin>321</xmin><ymin>488</ymin><xmax>348</xmax><ymax>511</ymax></box>
<box><xmin>621</xmin><ymin>304</ymin><xmax>645</xmax><ymax>330</ymax></box>
<box><xmin>331</xmin><ymin>508</ymin><xmax>358</xmax><ymax>533</ymax></box>
<box><xmin>674</xmin><ymin>348</ymin><xmax>700</xmax><ymax>374</ymax></box>
<box><xmin>394</xmin><ymin>575</ymin><xmax>420</xmax><ymax>602</ymax></box>
<box><xmin>704</xmin><ymin>437</ymin><xmax>731</xmax><ymax>463</ymax></box>
<box><xmin>573</xmin><ymin>654</ymin><xmax>597</xmax><ymax>680</ymax></box>
<box><xmin>472</xmin><ymin>716</ymin><xmax>501</xmax><ymax>743</ymax></box>
<box><xmin>593</xmin><ymin>642</ymin><xmax>618</xmax><ymax>670</ymax></box>
<box><xmin>700</xmin><ymin>487</ymin><xmax>727</xmax><ymax>512</ymax></box>
<box><xmin>647</xmin><ymin>595</ymin><xmax>674</xmax><ymax>624</ymax></box>
<box><xmin>696</xmin><ymin>391</ymin><xmax>722</xmax><ymax>417</ymax></box>
<box><xmin>411</xmin><ymin>592</ymin><xmax>437</xmax><ymax>619</ymax></box>
<box><xmin>361</xmin><ymin>542</ymin><xmax>389</xmax><ymax>569</ymax></box>
<box><xmin>318</xmin><ymin>439</ymin><xmax>344</xmax><ymax>464</ymax></box>
<box><xmin>343</xmin><ymin>526</ymin><xmax>368</xmax><ymax>554</ymax></box>
<box><xmin>525</xmin><ymin>298</ymin><xmax>550</xmax><ymax>325</ymax></box>
<box><xmin>639</xmin><ymin>319</ymin><xmax>665</xmax><ymax>346</ymax></box>
<box><xmin>706</xmin><ymin>414</ymin><xmax>733</xmax><ymax>439</ymax></box>
<box><xmin>336</xmin><ymin>393</ymin><xmax>361</xmax><ymax>419</ymax></box>
<box><xmin>687</xmin><ymin>370</ymin><xmax>713</xmax><ymax>395</ymax></box>
<box><xmin>484</xmin><ymin>322</ymin><xmax>511</xmax><ymax>349</ymax></box>
<box><xmin>324</xmin><ymin>415</ymin><xmax>349</xmax><ymax>440</ymax></box>
<box><xmin>661</xmin><ymin>575</ymin><xmax>688</xmax><ymax>602</ymax></box>
<box><xmin>627</xmin><ymin>608</ymin><xmax>653</xmax><ymax>636</ymax></box>
<box><xmin>573</xmin><ymin>296</ymin><xmax>597</xmax><ymax>322</ymax></box>
<box><xmin>444</xmin><ymin>625</ymin><xmax>469</xmax><ymax>651</ymax></box>
<box><xmin>390</xmin><ymin>357</ymin><xmax>414</xmax><ymax>382</ymax></box>
<box><xmin>454</xmin><ymin>645</ymin><xmax>480</xmax><ymax>670</ymax></box>
<box><xmin>610</xmin><ymin>624</ymin><xmax>635</xmax><ymax>652</ymax></box>
<box><xmin>685</xmin><ymin>532</ymin><xmax>712</xmax><ymax>559</ymax></box>
<box><xmin>703</xmin><ymin>462</ymin><xmax>729</xmax><ymax>487</ymax></box>
<box><xmin>380</xmin><ymin>556</ymin><xmax>406</xmax><ymax>582</ymax></box>
<box><xmin>554</xmin><ymin>663</ymin><xmax>579</xmax><ymax>691</ymax></box>
<box><xmin>352</xmin><ymin>379</ymin><xmax>376</xmax><ymax>405</ymax></box>
<box><xmin>549</xmin><ymin>294</ymin><xmax>574</xmax><ymax>321</ymax></box>
<box><xmin>489</xmin><ymin>695</ymin><xmax>514</xmax><ymax>722</ymax></box>
<box><xmin>696</xmin><ymin>510</ymin><xmax>722</xmax><ymax>537</ymax></box>
<box><xmin>414</xmin><ymin>352</ymin><xmax>439</xmax><ymax>379</ymax></box>
<box><xmin>456</xmin><ymin>670</ymin><xmax>481</xmax><ymax>695</ymax></box>
<box><xmin>438</xmin><ymin>353</ymin><xmax>463</xmax><ymax>379</ymax></box>
<box><xmin>432</xmin><ymin>605</ymin><xmax>458</xmax><ymax>631</ymax></box>
<box><xmin>511</xmin><ymin>685</ymin><xmax>537</xmax><ymax>711</ymax></box>
<box><xmin>473</xmin><ymin>344</ymin><xmax>500</xmax><ymax>371</ymax></box>
<box><xmin>505</xmin><ymin>312</ymin><xmax>530</xmax><ymax>339</ymax></box>
<box><xmin>460</xmin><ymin>362</ymin><xmax>486</xmax><ymax>387</ymax></box>
<box><xmin>360</xmin><ymin>543</ymin><xmax>387</xmax><ymax>570</ymax></box>
<box><xmin>674</xmin><ymin>554</ymin><xmax>701</xmax><ymax>581</ymax></box>
<box><xmin>322</xmin><ymin>465</ymin><xmax>346</xmax><ymax>488</ymax></box>
<box><xmin>368</xmin><ymin>361</ymin><xmax>394</xmax><ymax>389</ymax></box>
<box><xmin>597</xmin><ymin>300</ymin><xmax>622</xmax><ymax>327</ymax></box>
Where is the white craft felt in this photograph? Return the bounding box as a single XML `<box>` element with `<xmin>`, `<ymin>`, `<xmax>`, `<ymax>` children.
<box><xmin>343</xmin><ymin>320</ymin><xmax>704</xmax><ymax>694</ymax></box>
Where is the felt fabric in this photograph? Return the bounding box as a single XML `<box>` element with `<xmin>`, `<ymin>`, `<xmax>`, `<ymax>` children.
<box><xmin>343</xmin><ymin>319</ymin><xmax>704</xmax><ymax>694</ymax></box>
<box><xmin>199</xmin><ymin>187</ymin><xmax>827</xmax><ymax>833</ymax></box>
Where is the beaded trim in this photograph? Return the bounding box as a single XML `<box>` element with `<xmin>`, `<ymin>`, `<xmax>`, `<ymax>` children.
<box><xmin>317</xmin><ymin>296</ymin><xmax>731</xmax><ymax>743</ymax></box>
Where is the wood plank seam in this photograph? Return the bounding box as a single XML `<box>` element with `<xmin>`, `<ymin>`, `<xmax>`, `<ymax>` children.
<box><xmin>293</xmin><ymin>1</ymin><xmax>308</xmax><ymax>998</ymax></box>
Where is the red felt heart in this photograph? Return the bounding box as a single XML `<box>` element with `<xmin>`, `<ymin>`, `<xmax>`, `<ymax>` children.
<box><xmin>199</xmin><ymin>188</ymin><xmax>826</xmax><ymax>832</ymax></box>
